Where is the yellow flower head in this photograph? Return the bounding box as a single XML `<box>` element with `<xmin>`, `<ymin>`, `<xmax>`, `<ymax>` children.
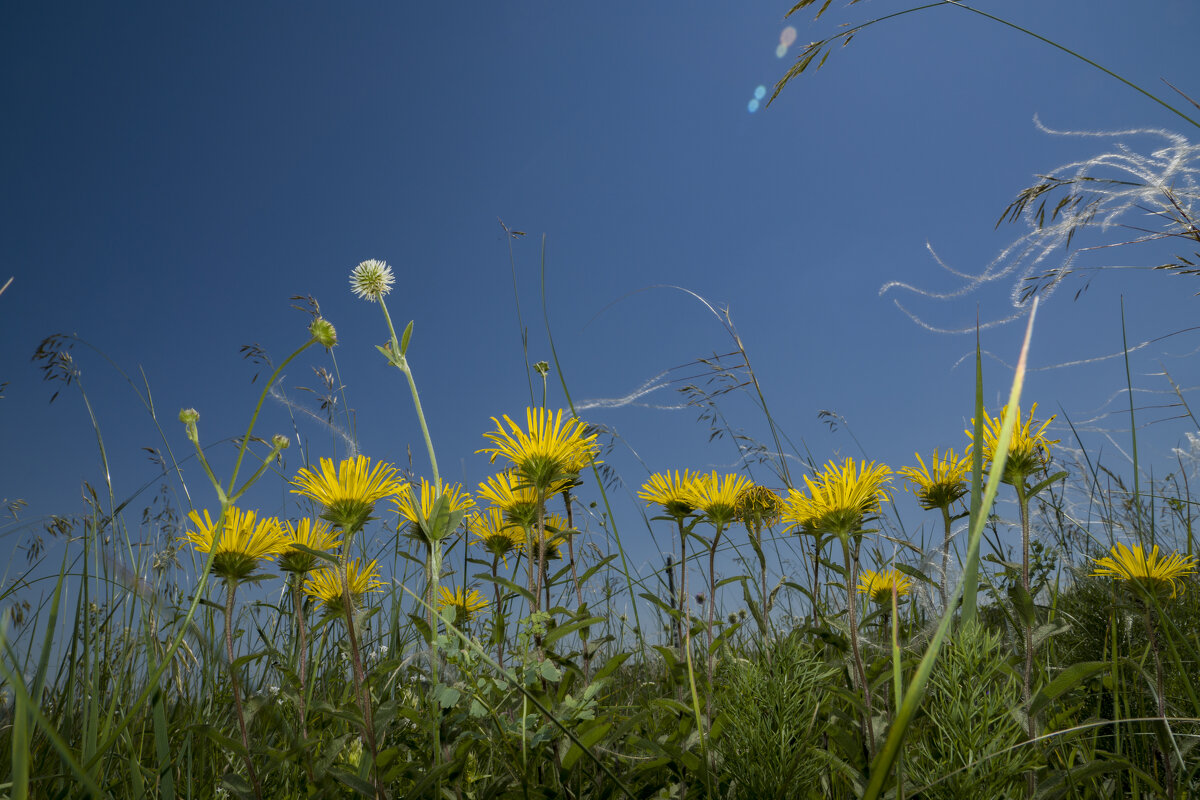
<box><xmin>438</xmin><ymin>586</ymin><xmax>489</xmax><ymax>626</ymax></box>
<box><xmin>639</xmin><ymin>470</ymin><xmax>704</xmax><ymax>519</ymax></box>
<box><xmin>303</xmin><ymin>559</ymin><xmax>384</xmax><ymax>613</ymax></box>
<box><xmin>478</xmin><ymin>408</ymin><xmax>601</xmax><ymax>491</ymax></box>
<box><xmin>1091</xmin><ymin>542</ymin><xmax>1197</xmax><ymax>600</ymax></box>
<box><xmin>291</xmin><ymin>456</ymin><xmax>407</xmax><ymax>532</ymax></box>
<box><xmin>533</xmin><ymin>521</ymin><xmax>570</xmax><ymax>561</ymax></box>
<box><xmin>967</xmin><ymin>403</ymin><xmax>1057</xmax><ymax>484</ymax></box>
<box><xmin>735</xmin><ymin>485</ymin><xmax>784</xmax><ymax>532</ymax></box>
<box><xmin>277</xmin><ymin>518</ymin><xmax>342</xmax><ymax>574</ymax></box>
<box><xmin>898</xmin><ymin>449</ymin><xmax>970</xmax><ymax>511</ymax></box>
<box><xmin>393</xmin><ymin>478</ymin><xmax>475</xmax><ymax>544</ymax></box>
<box><xmin>858</xmin><ymin>569</ymin><xmax>913</xmax><ymax>605</ymax></box>
<box><xmin>690</xmin><ymin>472</ymin><xmax>754</xmax><ymax>529</ymax></box>
<box><xmin>789</xmin><ymin>459</ymin><xmax>892</xmax><ymax>538</ymax></box>
<box><xmin>477</xmin><ymin>471</ymin><xmax>559</xmax><ymax>529</ymax></box>
<box><xmin>182</xmin><ymin>508</ymin><xmax>288</xmax><ymax>583</ymax></box>
<box><xmin>470</xmin><ymin>508</ymin><xmax>525</xmax><ymax>563</ymax></box>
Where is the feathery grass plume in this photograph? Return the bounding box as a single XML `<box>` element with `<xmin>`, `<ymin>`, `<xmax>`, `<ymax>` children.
<box><xmin>900</xmin><ymin>448</ymin><xmax>970</xmax><ymax>607</ymax></box>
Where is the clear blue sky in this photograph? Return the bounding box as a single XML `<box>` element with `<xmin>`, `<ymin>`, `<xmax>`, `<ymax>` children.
<box><xmin>3</xmin><ymin>1</ymin><xmax>1199</xmax><ymax>604</ymax></box>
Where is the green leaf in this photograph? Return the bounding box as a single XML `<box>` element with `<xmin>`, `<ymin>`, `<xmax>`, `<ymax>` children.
<box><xmin>561</xmin><ymin>721</ymin><xmax>611</xmax><ymax>770</ymax></box>
<box><xmin>399</xmin><ymin>320</ymin><xmax>414</xmax><ymax>356</ymax></box>
<box><xmin>1030</xmin><ymin>661</ymin><xmax>1109</xmax><ymax>717</ymax></box>
<box><xmin>432</xmin><ymin>683</ymin><xmax>461</xmax><ymax>710</ymax></box>
<box><xmin>539</xmin><ymin>660</ymin><xmax>562</xmax><ymax>682</ymax></box>
<box><xmin>542</xmin><ymin>615</ymin><xmax>604</xmax><ymax>649</ymax></box>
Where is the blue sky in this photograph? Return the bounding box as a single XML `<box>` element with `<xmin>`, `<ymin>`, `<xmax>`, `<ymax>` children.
<box><xmin>3</xmin><ymin>1</ymin><xmax>1199</xmax><ymax>609</ymax></box>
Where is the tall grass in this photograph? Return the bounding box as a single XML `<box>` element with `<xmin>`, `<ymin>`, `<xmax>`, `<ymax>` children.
<box><xmin>3</xmin><ymin>256</ymin><xmax>1199</xmax><ymax>799</ymax></box>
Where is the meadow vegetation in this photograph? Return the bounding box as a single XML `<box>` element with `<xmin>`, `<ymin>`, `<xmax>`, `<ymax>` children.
<box><xmin>5</xmin><ymin>4</ymin><xmax>1200</xmax><ymax>798</ymax></box>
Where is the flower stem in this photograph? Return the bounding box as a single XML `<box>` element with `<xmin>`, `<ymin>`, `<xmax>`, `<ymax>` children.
<box><xmin>224</xmin><ymin>582</ymin><xmax>264</xmax><ymax>800</ymax></box>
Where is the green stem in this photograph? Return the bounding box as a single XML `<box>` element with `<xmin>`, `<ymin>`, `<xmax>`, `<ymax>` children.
<box><xmin>224</xmin><ymin>582</ymin><xmax>263</xmax><ymax>800</ymax></box>
<box><xmin>377</xmin><ymin>297</ymin><xmax>440</xmax><ymax>488</ymax></box>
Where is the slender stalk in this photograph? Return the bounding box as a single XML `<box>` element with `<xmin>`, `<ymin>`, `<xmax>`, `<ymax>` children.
<box><xmin>676</xmin><ymin>517</ymin><xmax>690</xmax><ymax>660</ymax></box>
<box><xmin>339</xmin><ymin>542</ymin><xmax>382</xmax><ymax>800</ymax></box>
<box><xmin>291</xmin><ymin>574</ymin><xmax>314</xmax><ymax>778</ymax></box>
<box><xmin>939</xmin><ymin>505</ymin><xmax>953</xmax><ymax>610</ymax></box>
<box><xmin>223</xmin><ymin>582</ymin><xmax>263</xmax><ymax>800</ymax></box>
<box><xmin>842</xmin><ymin>537</ymin><xmax>873</xmax><ymax>761</ymax></box>
<box><xmin>1142</xmin><ymin>601</ymin><xmax>1176</xmax><ymax>799</ymax></box>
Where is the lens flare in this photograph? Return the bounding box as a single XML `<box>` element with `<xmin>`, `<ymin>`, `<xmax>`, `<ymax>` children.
<box><xmin>775</xmin><ymin>43</ymin><xmax>788</xmax><ymax>58</ymax></box>
<box><xmin>780</xmin><ymin>26</ymin><xmax>797</xmax><ymax>46</ymax></box>
<box><xmin>754</xmin><ymin>85</ymin><xmax>766</xmax><ymax>100</ymax></box>
<box><xmin>748</xmin><ymin>98</ymin><xmax>760</xmax><ymax>113</ymax></box>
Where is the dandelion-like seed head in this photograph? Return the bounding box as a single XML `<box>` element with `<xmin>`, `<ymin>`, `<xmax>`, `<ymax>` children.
<box><xmin>857</xmin><ymin>569</ymin><xmax>913</xmax><ymax>605</ymax></box>
<box><xmin>349</xmin><ymin>259</ymin><xmax>395</xmax><ymax>302</ymax></box>
<box><xmin>1091</xmin><ymin>542</ymin><xmax>1196</xmax><ymax>601</ymax></box>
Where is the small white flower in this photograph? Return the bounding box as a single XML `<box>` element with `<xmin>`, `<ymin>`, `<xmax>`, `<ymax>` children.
<box><xmin>349</xmin><ymin>259</ymin><xmax>395</xmax><ymax>302</ymax></box>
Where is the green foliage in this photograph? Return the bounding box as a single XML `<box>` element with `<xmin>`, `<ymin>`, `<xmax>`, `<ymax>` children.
<box><xmin>714</xmin><ymin>634</ymin><xmax>835</xmax><ymax>799</ymax></box>
<box><xmin>906</xmin><ymin>620</ymin><xmax>1040</xmax><ymax>798</ymax></box>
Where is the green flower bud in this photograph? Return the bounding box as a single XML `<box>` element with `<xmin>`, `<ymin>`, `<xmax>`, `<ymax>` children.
<box><xmin>309</xmin><ymin>317</ymin><xmax>338</xmax><ymax>349</ymax></box>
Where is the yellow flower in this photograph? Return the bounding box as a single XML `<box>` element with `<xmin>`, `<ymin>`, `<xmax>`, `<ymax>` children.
<box><xmin>967</xmin><ymin>403</ymin><xmax>1057</xmax><ymax>484</ymax></box>
<box><xmin>478</xmin><ymin>408</ymin><xmax>601</xmax><ymax>491</ymax></box>
<box><xmin>898</xmin><ymin>449</ymin><xmax>970</xmax><ymax>511</ymax></box>
<box><xmin>438</xmin><ymin>586</ymin><xmax>489</xmax><ymax>625</ymax></box>
<box><xmin>690</xmin><ymin>472</ymin><xmax>753</xmax><ymax>528</ymax></box>
<box><xmin>393</xmin><ymin>478</ymin><xmax>475</xmax><ymax>544</ymax></box>
<box><xmin>857</xmin><ymin>569</ymin><xmax>913</xmax><ymax>604</ymax></box>
<box><xmin>182</xmin><ymin>508</ymin><xmax>288</xmax><ymax>583</ymax></box>
<box><xmin>639</xmin><ymin>470</ymin><xmax>704</xmax><ymax>519</ymax></box>
<box><xmin>735</xmin><ymin>485</ymin><xmax>784</xmax><ymax>530</ymax></box>
<box><xmin>786</xmin><ymin>459</ymin><xmax>891</xmax><ymax>538</ymax></box>
<box><xmin>277</xmin><ymin>518</ymin><xmax>342</xmax><ymax>574</ymax></box>
<box><xmin>291</xmin><ymin>456</ymin><xmax>407</xmax><ymax>532</ymax></box>
<box><xmin>477</xmin><ymin>471</ymin><xmax>555</xmax><ymax>529</ymax></box>
<box><xmin>1091</xmin><ymin>542</ymin><xmax>1196</xmax><ymax>600</ymax></box>
<box><xmin>303</xmin><ymin>559</ymin><xmax>384</xmax><ymax>612</ymax></box>
<box><xmin>470</xmin><ymin>508</ymin><xmax>525</xmax><ymax>563</ymax></box>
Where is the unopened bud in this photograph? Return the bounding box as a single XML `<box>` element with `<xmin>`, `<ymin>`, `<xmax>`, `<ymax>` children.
<box><xmin>271</xmin><ymin>434</ymin><xmax>291</xmax><ymax>451</ymax></box>
<box><xmin>309</xmin><ymin>318</ymin><xmax>338</xmax><ymax>349</ymax></box>
<box><xmin>178</xmin><ymin>408</ymin><xmax>200</xmax><ymax>425</ymax></box>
